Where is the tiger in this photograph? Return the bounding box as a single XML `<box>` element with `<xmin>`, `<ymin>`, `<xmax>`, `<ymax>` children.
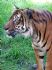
<box><xmin>4</xmin><ymin>7</ymin><xmax>52</xmax><ymax>70</ymax></box>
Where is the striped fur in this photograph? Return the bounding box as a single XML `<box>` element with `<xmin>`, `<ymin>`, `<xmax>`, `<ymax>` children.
<box><xmin>4</xmin><ymin>9</ymin><xmax>52</xmax><ymax>70</ymax></box>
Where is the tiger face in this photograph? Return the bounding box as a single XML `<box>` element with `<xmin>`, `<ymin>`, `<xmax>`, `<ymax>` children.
<box><xmin>4</xmin><ymin>9</ymin><xmax>33</xmax><ymax>37</ymax></box>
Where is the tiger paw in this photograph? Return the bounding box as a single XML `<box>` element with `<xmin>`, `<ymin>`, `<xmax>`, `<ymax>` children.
<box><xmin>32</xmin><ymin>64</ymin><xmax>37</xmax><ymax>70</ymax></box>
<box><xmin>29</xmin><ymin>64</ymin><xmax>37</xmax><ymax>70</ymax></box>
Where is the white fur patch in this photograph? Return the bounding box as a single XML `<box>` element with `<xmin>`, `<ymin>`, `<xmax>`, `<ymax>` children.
<box><xmin>5</xmin><ymin>30</ymin><xmax>12</xmax><ymax>38</ymax></box>
<box><xmin>22</xmin><ymin>29</ymin><xmax>31</xmax><ymax>38</ymax></box>
<box><xmin>22</xmin><ymin>26</ymin><xmax>33</xmax><ymax>38</ymax></box>
<box><xmin>17</xmin><ymin>14</ymin><xmax>21</xmax><ymax>18</ymax></box>
<box><xmin>6</xmin><ymin>35</ymin><xmax>12</xmax><ymax>38</ymax></box>
<box><xmin>39</xmin><ymin>59</ymin><xmax>45</xmax><ymax>70</ymax></box>
<box><xmin>38</xmin><ymin>50</ymin><xmax>46</xmax><ymax>56</ymax></box>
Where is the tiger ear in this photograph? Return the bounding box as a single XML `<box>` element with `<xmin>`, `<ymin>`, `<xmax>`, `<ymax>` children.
<box><xmin>27</xmin><ymin>10</ymin><xmax>32</xmax><ymax>19</ymax></box>
<box><xmin>14</xmin><ymin>4</ymin><xmax>19</xmax><ymax>9</ymax></box>
<box><xmin>12</xmin><ymin>4</ymin><xmax>19</xmax><ymax>13</ymax></box>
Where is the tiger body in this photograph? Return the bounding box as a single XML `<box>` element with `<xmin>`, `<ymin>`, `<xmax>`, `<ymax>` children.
<box><xmin>32</xmin><ymin>10</ymin><xmax>52</xmax><ymax>70</ymax></box>
<box><xmin>4</xmin><ymin>8</ymin><xmax>52</xmax><ymax>70</ymax></box>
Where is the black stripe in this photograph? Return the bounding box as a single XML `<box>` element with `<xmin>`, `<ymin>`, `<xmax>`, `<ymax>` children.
<box><xmin>47</xmin><ymin>46</ymin><xmax>51</xmax><ymax>52</ymax></box>
<box><xmin>44</xmin><ymin>66</ymin><xmax>45</xmax><ymax>70</ymax></box>
<box><xmin>37</xmin><ymin>31</ymin><xmax>41</xmax><ymax>43</ymax></box>
<box><xmin>42</xmin><ymin>12</ymin><xmax>46</xmax><ymax>17</ymax></box>
<box><xmin>46</xmin><ymin>11</ymin><xmax>52</xmax><ymax>21</ymax></box>
<box><xmin>42</xmin><ymin>18</ymin><xmax>47</xmax><ymax>23</ymax></box>
<box><xmin>47</xmin><ymin>42</ymin><xmax>51</xmax><ymax>52</ymax></box>
<box><xmin>39</xmin><ymin>18</ymin><xmax>47</xmax><ymax>23</ymax></box>
<box><xmin>39</xmin><ymin>56</ymin><xmax>44</xmax><ymax>59</ymax></box>
<box><xmin>42</xmin><ymin>40</ymin><xmax>47</xmax><ymax>48</ymax></box>
<box><xmin>34</xmin><ymin>19</ymin><xmax>39</xmax><ymax>23</ymax></box>
<box><xmin>49</xmin><ymin>12</ymin><xmax>52</xmax><ymax>21</ymax></box>
<box><xmin>33</xmin><ymin>24</ymin><xmax>38</xmax><ymax>35</ymax></box>
<box><xmin>42</xmin><ymin>23</ymin><xmax>47</xmax><ymax>42</ymax></box>
<box><xmin>39</xmin><ymin>11</ymin><xmax>48</xmax><ymax>23</ymax></box>
<box><xmin>44</xmin><ymin>11</ymin><xmax>50</xmax><ymax>20</ymax></box>
<box><xmin>39</xmin><ymin>19</ymin><xmax>43</xmax><ymax>23</ymax></box>
<box><xmin>42</xmin><ymin>35</ymin><xmax>49</xmax><ymax>48</ymax></box>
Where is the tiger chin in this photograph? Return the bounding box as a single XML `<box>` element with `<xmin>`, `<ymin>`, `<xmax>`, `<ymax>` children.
<box><xmin>4</xmin><ymin>7</ymin><xmax>52</xmax><ymax>70</ymax></box>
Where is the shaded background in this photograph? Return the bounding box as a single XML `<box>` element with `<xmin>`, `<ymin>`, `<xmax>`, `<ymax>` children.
<box><xmin>0</xmin><ymin>0</ymin><xmax>52</xmax><ymax>70</ymax></box>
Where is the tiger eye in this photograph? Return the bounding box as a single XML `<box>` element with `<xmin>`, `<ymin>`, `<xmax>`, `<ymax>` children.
<box><xmin>21</xmin><ymin>27</ymin><xmax>24</xmax><ymax>30</ymax></box>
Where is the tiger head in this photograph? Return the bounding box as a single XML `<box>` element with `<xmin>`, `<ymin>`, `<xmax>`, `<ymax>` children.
<box><xmin>4</xmin><ymin>8</ymin><xmax>33</xmax><ymax>37</ymax></box>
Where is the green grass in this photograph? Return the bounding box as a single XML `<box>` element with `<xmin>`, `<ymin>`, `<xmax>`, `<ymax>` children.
<box><xmin>0</xmin><ymin>36</ymin><xmax>35</xmax><ymax>70</ymax></box>
<box><xmin>0</xmin><ymin>0</ymin><xmax>52</xmax><ymax>70</ymax></box>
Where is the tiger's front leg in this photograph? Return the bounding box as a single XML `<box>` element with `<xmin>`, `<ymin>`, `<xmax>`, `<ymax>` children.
<box><xmin>45</xmin><ymin>45</ymin><xmax>52</xmax><ymax>70</ymax></box>
<box><xmin>32</xmin><ymin>44</ymin><xmax>45</xmax><ymax>70</ymax></box>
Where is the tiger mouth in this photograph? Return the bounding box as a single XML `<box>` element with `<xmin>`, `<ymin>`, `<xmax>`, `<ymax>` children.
<box><xmin>6</xmin><ymin>30</ymin><xmax>17</xmax><ymax>37</ymax></box>
<box><xmin>6</xmin><ymin>27</ymin><xmax>29</xmax><ymax>37</ymax></box>
<box><xmin>8</xmin><ymin>32</ymin><xmax>16</xmax><ymax>37</ymax></box>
